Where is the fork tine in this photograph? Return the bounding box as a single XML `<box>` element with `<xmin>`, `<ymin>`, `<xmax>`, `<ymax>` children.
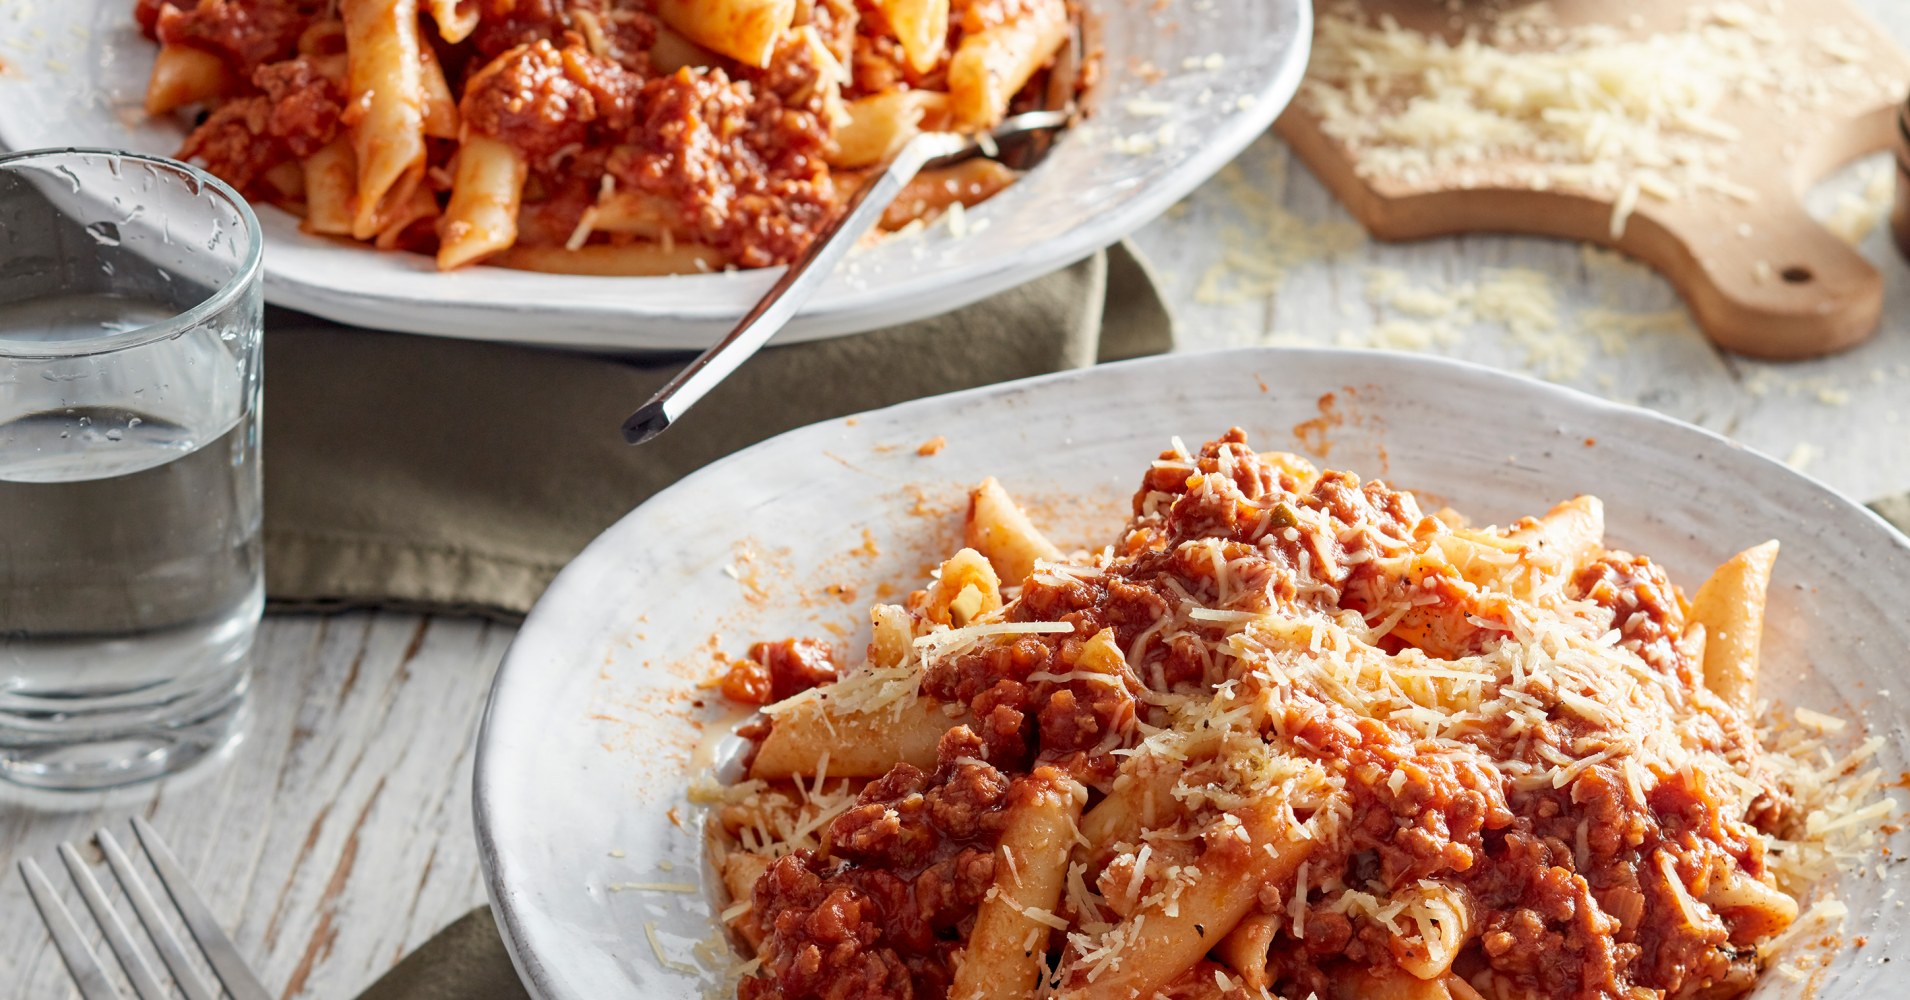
<box><xmin>99</xmin><ymin>830</ymin><xmax>220</xmax><ymax>1000</ymax></box>
<box><xmin>57</xmin><ymin>843</ymin><xmax>169</xmax><ymax>1000</ymax></box>
<box><xmin>19</xmin><ymin>859</ymin><xmax>124</xmax><ymax>1000</ymax></box>
<box><xmin>132</xmin><ymin>816</ymin><xmax>274</xmax><ymax>1000</ymax></box>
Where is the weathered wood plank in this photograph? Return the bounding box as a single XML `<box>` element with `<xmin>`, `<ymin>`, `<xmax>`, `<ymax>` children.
<box><xmin>0</xmin><ymin>615</ymin><xmax>508</xmax><ymax>1000</ymax></box>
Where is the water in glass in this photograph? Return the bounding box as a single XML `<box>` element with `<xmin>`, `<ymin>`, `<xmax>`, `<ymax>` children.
<box><xmin>0</xmin><ymin>150</ymin><xmax>264</xmax><ymax>792</ymax></box>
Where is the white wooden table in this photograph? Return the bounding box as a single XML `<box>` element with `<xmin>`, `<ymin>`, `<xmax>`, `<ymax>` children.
<box><xmin>6</xmin><ymin>7</ymin><xmax>1909</xmax><ymax>995</ymax></box>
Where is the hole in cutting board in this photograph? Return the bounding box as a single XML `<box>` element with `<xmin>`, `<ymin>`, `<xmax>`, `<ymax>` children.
<box><xmin>1780</xmin><ymin>266</ymin><xmax>1814</xmax><ymax>284</ymax></box>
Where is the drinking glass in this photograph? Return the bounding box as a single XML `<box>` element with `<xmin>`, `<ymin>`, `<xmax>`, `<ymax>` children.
<box><xmin>0</xmin><ymin>148</ymin><xmax>264</xmax><ymax>791</ymax></box>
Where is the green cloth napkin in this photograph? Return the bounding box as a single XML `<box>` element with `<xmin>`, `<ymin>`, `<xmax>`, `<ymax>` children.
<box><xmin>1871</xmin><ymin>494</ymin><xmax>1910</xmax><ymax>536</ymax></box>
<box><xmin>266</xmin><ymin>242</ymin><xmax>1172</xmax><ymax>621</ymax></box>
<box><xmin>357</xmin><ymin>909</ymin><xmax>528</xmax><ymax>1000</ymax></box>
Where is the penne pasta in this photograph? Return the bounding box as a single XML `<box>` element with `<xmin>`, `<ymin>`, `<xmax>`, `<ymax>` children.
<box><xmin>1505</xmin><ymin>494</ymin><xmax>1605</xmax><ymax>589</ymax></box>
<box><xmin>341</xmin><ymin>0</ymin><xmax>427</xmax><ymax>240</ymax></box>
<box><xmin>1076</xmin><ymin>731</ymin><xmax>1220</xmax><ymax>861</ymax></box>
<box><xmin>372</xmin><ymin>182</ymin><xmax>440</xmax><ymax>250</ymax></box>
<box><xmin>1390</xmin><ymin>880</ymin><xmax>1474</xmax><ymax>980</ymax></box>
<box><xmin>749</xmin><ymin>694</ymin><xmax>963</xmax><ymax>779</ymax></box>
<box><xmin>437</xmin><ymin>137</ymin><xmax>526</xmax><ymax>269</ymax></box>
<box><xmin>950</xmin><ymin>768</ymin><xmax>1086</xmax><ymax>1000</ymax></box>
<box><xmin>1701</xmin><ymin>867</ymin><xmax>1798</xmax><ymax>944</ymax></box>
<box><xmin>424</xmin><ymin>0</ymin><xmax>477</xmax><ymax>44</ymax></box>
<box><xmin>831</xmin><ymin>91</ymin><xmax>948</xmax><ymax>168</ymax></box>
<box><xmin>964</xmin><ymin>477</ymin><xmax>1064</xmax><ymax>584</ymax></box>
<box><xmin>1213</xmin><ymin>912</ymin><xmax>1278</xmax><ymax>990</ymax></box>
<box><xmin>870</xmin><ymin>0</ymin><xmax>949</xmax><ymax>73</ymax></box>
<box><xmin>259</xmin><ymin>161</ymin><xmax>306</xmax><ymax>202</ymax></box>
<box><xmin>1058</xmin><ymin>795</ymin><xmax>1319</xmax><ymax>999</ymax></box>
<box><xmin>946</xmin><ymin>0</ymin><xmax>1067</xmax><ymax>128</ymax></box>
<box><xmin>300</xmin><ymin>139</ymin><xmax>358</xmax><ymax>236</ymax></box>
<box><xmin>1688</xmin><ymin>540</ymin><xmax>1778</xmax><ymax>712</ymax></box>
<box><xmin>719</xmin><ymin>852</ymin><xmax>771</xmax><ymax>949</ymax></box>
<box><xmin>589</xmin><ymin>190</ymin><xmax>685</xmax><ymax>239</ymax></box>
<box><xmin>418</xmin><ymin>43</ymin><xmax>460</xmax><ymax>140</ymax></box>
<box><xmin>913</xmin><ymin>548</ymin><xmax>1002</xmax><ymax>627</ymax></box>
<box><xmin>654</xmin><ymin>0</ymin><xmax>794</xmax><ymax>68</ymax></box>
<box><xmin>144</xmin><ymin>43</ymin><xmax>237</xmax><ymax>115</ymax></box>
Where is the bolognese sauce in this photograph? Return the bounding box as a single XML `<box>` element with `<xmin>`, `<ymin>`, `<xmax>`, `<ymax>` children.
<box><xmin>708</xmin><ymin>429</ymin><xmax>1889</xmax><ymax>1000</ymax></box>
<box><xmin>136</xmin><ymin>0</ymin><xmax>1076</xmax><ymax>270</ymax></box>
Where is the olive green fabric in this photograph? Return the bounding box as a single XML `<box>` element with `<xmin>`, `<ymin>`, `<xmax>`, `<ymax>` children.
<box><xmin>1871</xmin><ymin>493</ymin><xmax>1910</xmax><ymax>537</ymax></box>
<box><xmin>265</xmin><ymin>242</ymin><xmax>1173</xmax><ymax>621</ymax></box>
<box><xmin>355</xmin><ymin>908</ymin><xmax>530</xmax><ymax>1000</ymax></box>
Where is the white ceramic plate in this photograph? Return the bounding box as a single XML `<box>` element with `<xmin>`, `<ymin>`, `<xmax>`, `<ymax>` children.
<box><xmin>0</xmin><ymin>1</ymin><xmax>1308</xmax><ymax>350</ymax></box>
<box><xmin>473</xmin><ymin>347</ymin><xmax>1910</xmax><ymax>999</ymax></box>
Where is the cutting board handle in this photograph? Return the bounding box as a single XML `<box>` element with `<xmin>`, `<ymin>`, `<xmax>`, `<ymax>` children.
<box><xmin>1664</xmin><ymin>199</ymin><xmax>1883</xmax><ymax>360</ymax></box>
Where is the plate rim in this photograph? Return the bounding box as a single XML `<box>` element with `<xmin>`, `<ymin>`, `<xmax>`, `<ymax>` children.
<box><xmin>472</xmin><ymin>344</ymin><xmax>1910</xmax><ymax>1000</ymax></box>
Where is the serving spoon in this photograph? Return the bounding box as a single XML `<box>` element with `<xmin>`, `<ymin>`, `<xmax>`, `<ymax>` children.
<box><xmin>621</xmin><ymin>36</ymin><xmax>1081</xmax><ymax>445</ymax></box>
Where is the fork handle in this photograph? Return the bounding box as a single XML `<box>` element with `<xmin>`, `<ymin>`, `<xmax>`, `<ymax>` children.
<box><xmin>622</xmin><ymin>131</ymin><xmax>971</xmax><ymax>445</ymax></box>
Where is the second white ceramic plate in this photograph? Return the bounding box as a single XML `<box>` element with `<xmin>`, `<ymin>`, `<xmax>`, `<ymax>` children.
<box><xmin>474</xmin><ymin>347</ymin><xmax>1910</xmax><ymax>999</ymax></box>
<box><xmin>0</xmin><ymin>1</ymin><xmax>1309</xmax><ymax>349</ymax></box>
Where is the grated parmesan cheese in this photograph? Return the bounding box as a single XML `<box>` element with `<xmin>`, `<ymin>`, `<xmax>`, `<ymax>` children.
<box><xmin>1299</xmin><ymin>1</ymin><xmax>1907</xmax><ymax>238</ymax></box>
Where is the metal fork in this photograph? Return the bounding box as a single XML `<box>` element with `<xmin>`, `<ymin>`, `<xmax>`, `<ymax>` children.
<box><xmin>621</xmin><ymin>26</ymin><xmax>1086</xmax><ymax>445</ymax></box>
<box><xmin>19</xmin><ymin>816</ymin><xmax>272</xmax><ymax>1000</ymax></box>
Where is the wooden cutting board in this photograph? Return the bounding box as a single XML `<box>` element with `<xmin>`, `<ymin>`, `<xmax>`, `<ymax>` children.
<box><xmin>1275</xmin><ymin>0</ymin><xmax>1910</xmax><ymax>359</ymax></box>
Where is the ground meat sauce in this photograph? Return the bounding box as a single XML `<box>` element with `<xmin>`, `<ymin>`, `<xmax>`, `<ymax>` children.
<box><xmin>151</xmin><ymin>0</ymin><xmax>324</xmax><ymax>78</ymax></box>
<box><xmin>154</xmin><ymin>0</ymin><xmax>1066</xmax><ymax>266</ymax></box>
<box><xmin>721</xmin><ymin>639</ymin><xmax>841</xmax><ymax>705</ymax></box>
<box><xmin>726</xmin><ymin>429</ymin><xmax>1802</xmax><ymax>1000</ymax></box>
<box><xmin>743</xmin><ymin>728</ymin><xmax>1010</xmax><ymax>1000</ymax></box>
<box><xmin>177</xmin><ymin>56</ymin><xmax>345</xmax><ymax>187</ymax></box>
<box><xmin>461</xmin><ymin>40</ymin><xmax>642</xmax><ymax>168</ymax></box>
<box><xmin>609</xmin><ymin>67</ymin><xmax>836</xmax><ymax>267</ymax></box>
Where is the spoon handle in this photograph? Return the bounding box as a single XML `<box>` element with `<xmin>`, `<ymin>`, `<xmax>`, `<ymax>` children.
<box><xmin>622</xmin><ymin>131</ymin><xmax>969</xmax><ymax>445</ymax></box>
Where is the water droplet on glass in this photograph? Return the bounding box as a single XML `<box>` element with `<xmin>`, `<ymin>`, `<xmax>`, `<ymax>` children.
<box><xmin>127</xmin><ymin>417</ymin><xmax>143</xmax><ymax>428</ymax></box>
<box><xmin>85</xmin><ymin>222</ymin><xmax>121</xmax><ymax>247</ymax></box>
<box><xmin>54</xmin><ymin>165</ymin><xmax>81</xmax><ymax>193</ymax></box>
<box><xmin>105</xmin><ymin>428</ymin><xmax>124</xmax><ymax>441</ymax></box>
<box><xmin>77</xmin><ymin>415</ymin><xmax>91</xmax><ymax>426</ymax></box>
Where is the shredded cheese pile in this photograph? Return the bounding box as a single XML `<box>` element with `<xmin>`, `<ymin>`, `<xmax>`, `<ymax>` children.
<box><xmin>1301</xmin><ymin>0</ymin><xmax>1908</xmax><ymax>238</ymax></box>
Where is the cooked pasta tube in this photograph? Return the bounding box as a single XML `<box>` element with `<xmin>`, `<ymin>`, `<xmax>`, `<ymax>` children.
<box><xmin>341</xmin><ymin>0</ymin><xmax>427</xmax><ymax>240</ymax></box>
<box><xmin>654</xmin><ymin>0</ymin><xmax>794</xmax><ymax>68</ymax></box>
<box><xmin>1058</xmin><ymin>795</ymin><xmax>1319</xmax><ymax>999</ymax></box>
<box><xmin>1213</xmin><ymin>912</ymin><xmax>1278</xmax><ymax>990</ymax></box>
<box><xmin>750</xmin><ymin>694</ymin><xmax>965</xmax><ymax>779</ymax></box>
<box><xmin>300</xmin><ymin>139</ymin><xmax>357</xmax><ymax>236</ymax></box>
<box><xmin>1688</xmin><ymin>540</ymin><xmax>1779</xmax><ymax>712</ymax></box>
<box><xmin>965</xmin><ymin>477</ymin><xmax>1064</xmax><ymax>583</ymax></box>
<box><xmin>951</xmin><ymin>768</ymin><xmax>1087</xmax><ymax>1000</ymax></box>
<box><xmin>871</xmin><ymin>0</ymin><xmax>948</xmax><ymax>73</ymax></box>
<box><xmin>144</xmin><ymin>44</ymin><xmax>236</xmax><ymax>115</ymax></box>
<box><xmin>946</xmin><ymin>0</ymin><xmax>1066</xmax><ymax>128</ymax></box>
<box><xmin>437</xmin><ymin>137</ymin><xmax>526</xmax><ymax>269</ymax></box>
